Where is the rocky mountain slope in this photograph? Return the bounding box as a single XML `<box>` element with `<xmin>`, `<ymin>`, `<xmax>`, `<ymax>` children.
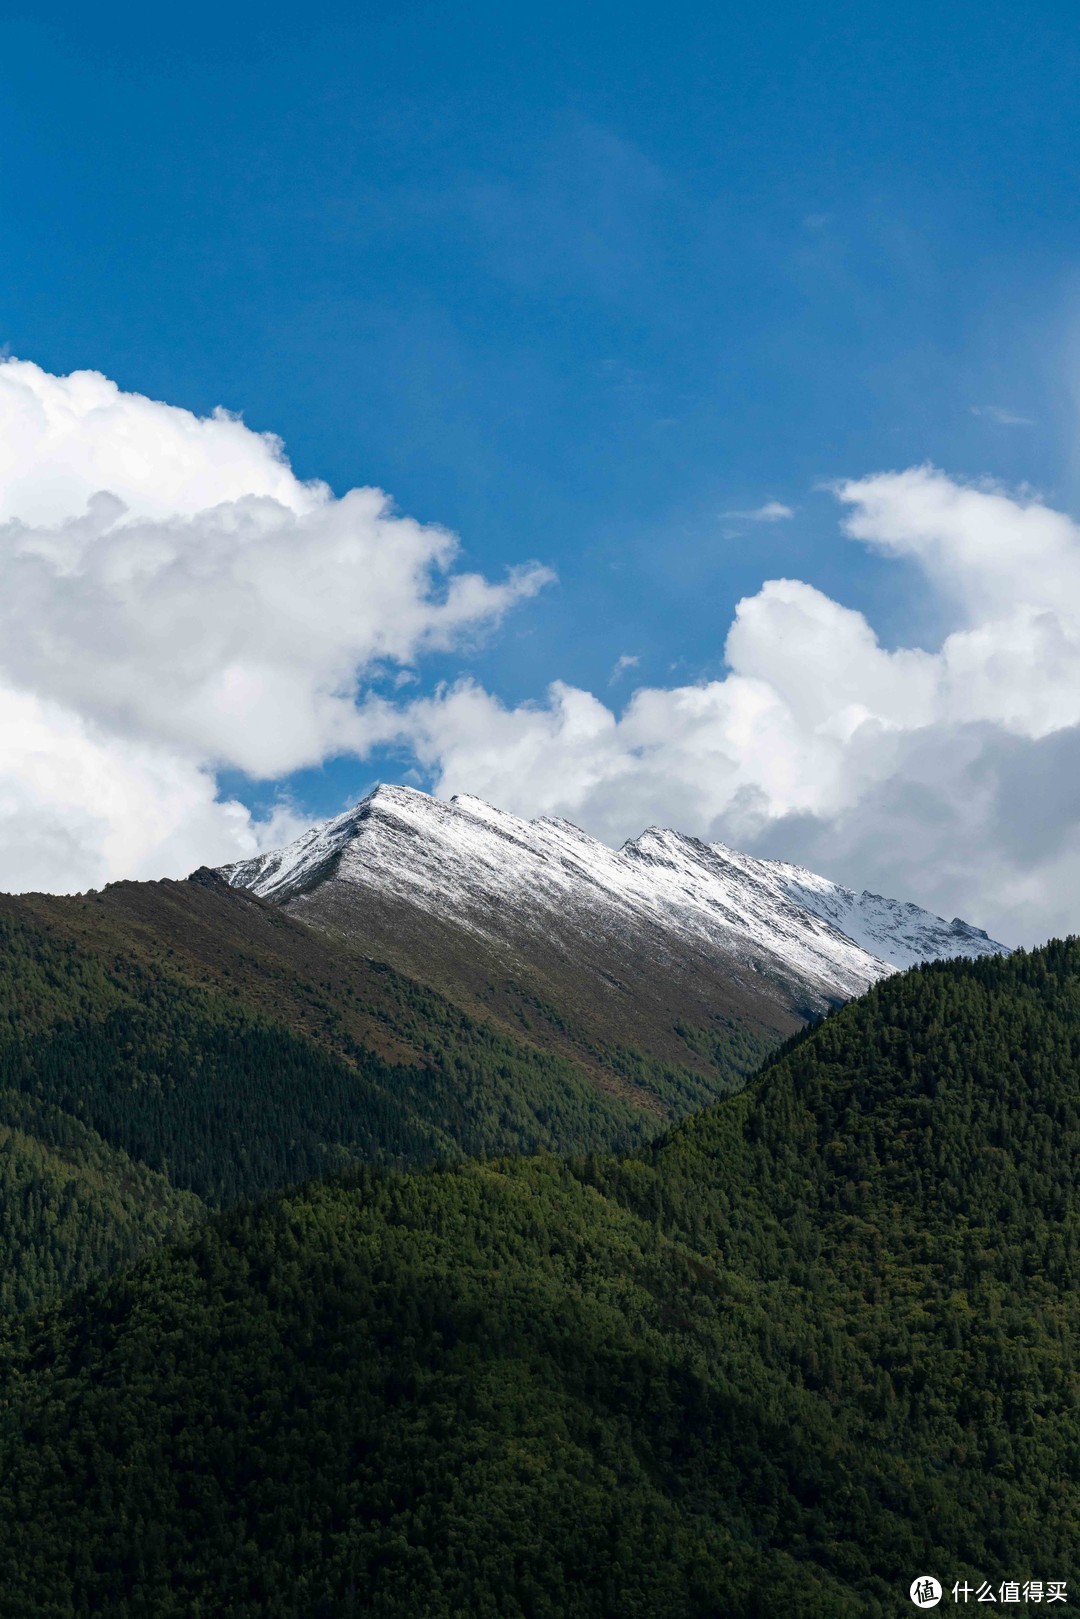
<box><xmin>221</xmin><ymin>784</ymin><xmax>1007</xmax><ymax>1068</ymax></box>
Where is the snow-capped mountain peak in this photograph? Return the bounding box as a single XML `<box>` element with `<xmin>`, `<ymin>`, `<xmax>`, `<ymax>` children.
<box><xmin>219</xmin><ymin>784</ymin><xmax>1007</xmax><ymax>1019</ymax></box>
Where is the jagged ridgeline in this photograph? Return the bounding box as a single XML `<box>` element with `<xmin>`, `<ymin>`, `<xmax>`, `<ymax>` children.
<box><xmin>0</xmin><ymin>789</ymin><xmax>1008</xmax><ymax>1317</ymax></box>
<box><xmin>0</xmin><ymin>873</ymin><xmax>771</xmax><ymax>1313</ymax></box>
<box><xmin>2</xmin><ymin>941</ymin><xmax>1078</xmax><ymax>1616</ymax></box>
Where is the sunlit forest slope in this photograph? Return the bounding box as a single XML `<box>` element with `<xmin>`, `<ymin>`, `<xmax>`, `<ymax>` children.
<box><xmin>2</xmin><ymin>941</ymin><xmax>1077</xmax><ymax>1615</ymax></box>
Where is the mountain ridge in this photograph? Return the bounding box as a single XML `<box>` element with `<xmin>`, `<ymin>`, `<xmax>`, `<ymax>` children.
<box><xmin>223</xmin><ymin>783</ymin><xmax>1004</xmax><ymax>980</ymax></box>
<box><xmin>0</xmin><ymin>786</ymin><xmax>1010</xmax><ymax>1325</ymax></box>
<box><xmin>220</xmin><ymin>785</ymin><xmax>1008</xmax><ymax>1064</ymax></box>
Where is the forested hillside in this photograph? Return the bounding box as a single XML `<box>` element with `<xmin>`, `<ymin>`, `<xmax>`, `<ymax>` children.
<box><xmin>2</xmin><ymin>941</ymin><xmax>1077</xmax><ymax>1616</ymax></box>
<box><xmin>0</xmin><ymin>875</ymin><xmax>765</xmax><ymax>1313</ymax></box>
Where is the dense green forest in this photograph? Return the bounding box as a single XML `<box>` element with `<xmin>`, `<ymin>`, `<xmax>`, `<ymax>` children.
<box><xmin>0</xmin><ymin>878</ymin><xmax>763</xmax><ymax>1313</ymax></box>
<box><xmin>2</xmin><ymin>940</ymin><xmax>1078</xmax><ymax>1615</ymax></box>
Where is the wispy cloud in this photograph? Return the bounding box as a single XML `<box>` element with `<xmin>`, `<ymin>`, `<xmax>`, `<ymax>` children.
<box><xmin>971</xmin><ymin>404</ymin><xmax>1035</xmax><ymax>427</ymax></box>
<box><xmin>609</xmin><ymin>653</ymin><xmax>639</xmax><ymax>684</ymax></box>
<box><xmin>720</xmin><ymin>500</ymin><xmax>795</xmax><ymax>524</ymax></box>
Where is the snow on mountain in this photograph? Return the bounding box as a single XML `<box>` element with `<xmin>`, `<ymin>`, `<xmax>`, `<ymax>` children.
<box><xmin>220</xmin><ymin>785</ymin><xmax>1007</xmax><ymax>1009</ymax></box>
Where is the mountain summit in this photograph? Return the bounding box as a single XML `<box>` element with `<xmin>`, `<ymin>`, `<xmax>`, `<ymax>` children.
<box><xmin>219</xmin><ymin>786</ymin><xmax>1007</xmax><ymax>1074</ymax></box>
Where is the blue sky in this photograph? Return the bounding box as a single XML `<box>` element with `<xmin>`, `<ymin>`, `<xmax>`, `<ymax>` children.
<box><xmin>3</xmin><ymin>1</ymin><xmax>1080</xmax><ymax>938</ymax></box>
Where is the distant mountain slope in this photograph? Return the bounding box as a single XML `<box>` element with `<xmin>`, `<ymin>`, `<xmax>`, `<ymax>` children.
<box><xmin>0</xmin><ymin>871</ymin><xmax>762</xmax><ymax>1314</ymax></box>
<box><xmin>221</xmin><ymin>784</ymin><xmax>1007</xmax><ymax>1065</ymax></box>
<box><xmin>0</xmin><ymin>791</ymin><xmax>1007</xmax><ymax>1319</ymax></box>
<box><xmin>3</xmin><ymin>940</ymin><xmax>1075</xmax><ymax>1618</ymax></box>
<box><xmin>5</xmin><ymin>877</ymin><xmax>680</xmax><ymax>1173</ymax></box>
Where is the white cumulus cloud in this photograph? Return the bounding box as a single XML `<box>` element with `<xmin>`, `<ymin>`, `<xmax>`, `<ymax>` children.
<box><xmin>0</xmin><ymin>359</ymin><xmax>550</xmax><ymax>891</ymax></box>
<box><xmin>0</xmin><ymin>359</ymin><xmax>322</xmax><ymax>525</ymax></box>
<box><xmin>4</xmin><ymin>355</ymin><xmax>1077</xmax><ymax>946</ymax></box>
<box><xmin>378</xmin><ymin>467</ymin><xmax>1080</xmax><ymax>946</ymax></box>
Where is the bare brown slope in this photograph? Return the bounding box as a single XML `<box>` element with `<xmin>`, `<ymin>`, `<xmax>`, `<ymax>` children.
<box><xmin>10</xmin><ymin>874</ymin><xmax>748</xmax><ymax>1116</ymax></box>
<box><xmin>11</xmin><ymin>876</ymin><xmax>423</xmax><ymax>1067</ymax></box>
<box><xmin>283</xmin><ymin>863</ymin><xmax>800</xmax><ymax>1082</ymax></box>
